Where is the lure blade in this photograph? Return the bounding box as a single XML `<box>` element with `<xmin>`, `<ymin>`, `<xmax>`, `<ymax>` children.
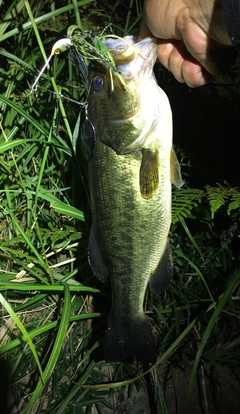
<box><xmin>81</xmin><ymin>118</ymin><xmax>96</xmax><ymax>161</ymax></box>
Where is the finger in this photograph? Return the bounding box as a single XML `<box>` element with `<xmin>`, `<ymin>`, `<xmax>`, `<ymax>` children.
<box><xmin>181</xmin><ymin>59</ymin><xmax>212</xmax><ymax>87</ymax></box>
<box><xmin>157</xmin><ymin>40</ymin><xmax>212</xmax><ymax>87</ymax></box>
<box><xmin>157</xmin><ymin>41</ymin><xmax>186</xmax><ymax>82</ymax></box>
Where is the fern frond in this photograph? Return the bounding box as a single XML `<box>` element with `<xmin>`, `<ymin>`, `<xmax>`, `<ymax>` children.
<box><xmin>228</xmin><ymin>188</ymin><xmax>240</xmax><ymax>215</ymax></box>
<box><xmin>206</xmin><ymin>183</ymin><xmax>236</xmax><ymax>218</ymax></box>
<box><xmin>172</xmin><ymin>188</ymin><xmax>204</xmax><ymax>224</ymax></box>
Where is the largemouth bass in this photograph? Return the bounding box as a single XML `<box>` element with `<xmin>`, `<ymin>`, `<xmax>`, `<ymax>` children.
<box><xmin>82</xmin><ymin>36</ymin><xmax>182</xmax><ymax>363</ymax></box>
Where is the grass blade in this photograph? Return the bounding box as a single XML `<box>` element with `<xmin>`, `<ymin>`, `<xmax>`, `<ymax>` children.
<box><xmin>22</xmin><ymin>283</ymin><xmax>71</xmax><ymax>413</ymax></box>
<box><xmin>0</xmin><ymin>292</ymin><xmax>44</xmax><ymax>383</ymax></box>
<box><xmin>189</xmin><ymin>268</ymin><xmax>240</xmax><ymax>393</ymax></box>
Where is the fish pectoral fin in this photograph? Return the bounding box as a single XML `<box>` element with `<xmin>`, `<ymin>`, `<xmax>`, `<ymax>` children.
<box><xmin>140</xmin><ymin>148</ymin><xmax>159</xmax><ymax>199</ymax></box>
<box><xmin>149</xmin><ymin>241</ymin><xmax>173</xmax><ymax>294</ymax></box>
<box><xmin>88</xmin><ymin>225</ymin><xmax>109</xmax><ymax>282</ymax></box>
<box><xmin>171</xmin><ymin>147</ymin><xmax>184</xmax><ymax>189</ymax></box>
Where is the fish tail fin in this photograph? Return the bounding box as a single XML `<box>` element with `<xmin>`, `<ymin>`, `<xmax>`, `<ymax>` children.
<box><xmin>104</xmin><ymin>315</ymin><xmax>156</xmax><ymax>363</ymax></box>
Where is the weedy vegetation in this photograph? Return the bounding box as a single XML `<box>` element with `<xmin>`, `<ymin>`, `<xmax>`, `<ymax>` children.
<box><xmin>0</xmin><ymin>1</ymin><xmax>240</xmax><ymax>414</ymax></box>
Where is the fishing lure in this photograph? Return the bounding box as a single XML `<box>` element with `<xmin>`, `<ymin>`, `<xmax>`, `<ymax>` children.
<box><xmin>68</xmin><ymin>26</ymin><xmax>128</xmax><ymax>91</ymax></box>
<box><xmin>31</xmin><ymin>26</ymin><xmax>127</xmax><ymax>93</ymax></box>
<box><xmin>67</xmin><ymin>26</ymin><xmax>117</xmax><ymax>71</ymax></box>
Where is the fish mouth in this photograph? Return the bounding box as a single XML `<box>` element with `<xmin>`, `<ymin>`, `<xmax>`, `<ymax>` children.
<box><xmin>105</xmin><ymin>36</ymin><xmax>158</xmax><ymax>68</ymax></box>
<box><xmin>104</xmin><ymin>36</ymin><xmax>137</xmax><ymax>65</ymax></box>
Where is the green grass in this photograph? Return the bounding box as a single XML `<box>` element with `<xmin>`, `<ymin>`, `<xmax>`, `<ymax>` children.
<box><xmin>0</xmin><ymin>1</ymin><xmax>240</xmax><ymax>413</ymax></box>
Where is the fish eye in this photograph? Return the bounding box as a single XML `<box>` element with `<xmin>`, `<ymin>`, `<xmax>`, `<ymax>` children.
<box><xmin>92</xmin><ymin>76</ymin><xmax>104</xmax><ymax>91</ymax></box>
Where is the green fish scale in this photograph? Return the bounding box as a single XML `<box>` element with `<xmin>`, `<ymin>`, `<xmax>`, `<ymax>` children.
<box><xmin>89</xmin><ymin>135</ymin><xmax>171</xmax><ymax>324</ymax></box>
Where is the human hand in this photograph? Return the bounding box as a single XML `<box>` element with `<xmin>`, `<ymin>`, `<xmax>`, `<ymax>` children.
<box><xmin>139</xmin><ymin>0</ymin><xmax>234</xmax><ymax>87</ymax></box>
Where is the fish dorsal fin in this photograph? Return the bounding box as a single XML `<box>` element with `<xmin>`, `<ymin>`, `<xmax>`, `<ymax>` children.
<box><xmin>149</xmin><ymin>241</ymin><xmax>173</xmax><ymax>294</ymax></box>
<box><xmin>140</xmin><ymin>148</ymin><xmax>159</xmax><ymax>199</ymax></box>
<box><xmin>171</xmin><ymin>148</ymin><xmax>184</xmax><ymax>189</ymax></box>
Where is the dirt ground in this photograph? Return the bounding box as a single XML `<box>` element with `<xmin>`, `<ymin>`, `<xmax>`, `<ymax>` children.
<box><xmin>3</xmin><ymin>359</ymin><xmax>239</xmax><ymax>413</ymax></box>
<box><xmin>91</xmin><ymin>365</ymin><xmax>240</xmax><ymax>414</ymax></box>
